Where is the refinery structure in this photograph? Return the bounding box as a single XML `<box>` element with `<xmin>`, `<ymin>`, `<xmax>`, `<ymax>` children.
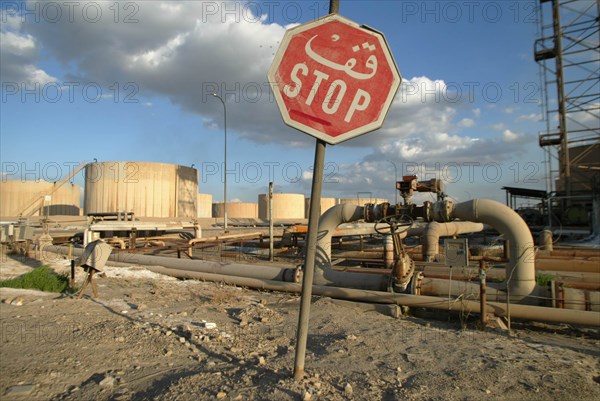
<box><xmin>0</xmin><ymin>1</ymin><xmax>599</xmax><ymax>400</ymax></box>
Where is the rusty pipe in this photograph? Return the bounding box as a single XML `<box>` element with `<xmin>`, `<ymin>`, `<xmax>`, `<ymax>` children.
<box><xmin>139</xmin><ymin>265</ymin><xmax>600</xmax><ymax>326</ymax></box>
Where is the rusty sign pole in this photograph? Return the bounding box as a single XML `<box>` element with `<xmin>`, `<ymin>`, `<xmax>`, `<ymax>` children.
<box><xmin>293</xmin><ymin>0</ymin><xmax>339</xmax><ymax>382</ymax></box>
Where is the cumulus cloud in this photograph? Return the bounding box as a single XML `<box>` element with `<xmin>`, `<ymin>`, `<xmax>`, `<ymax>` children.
<box><xmin>0</xmin><ymin>12</ymin><xmax>55</xmax><ymax>85</ymax></box>
<box><xmin>4</xmin><ymin>1</ymin><xmax>543</xmax><ymax>201</ymax></box>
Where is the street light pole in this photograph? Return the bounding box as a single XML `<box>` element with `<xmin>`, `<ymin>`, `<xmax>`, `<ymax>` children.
<box><xmin>211</xmin><ymin>93</ymin><xmax>227</xmax><ymax>229</ymax></box>
<box><xmin>388</xmin><ymin>160</ymin><xmax>398</xmax><ymax>205</ymax></box>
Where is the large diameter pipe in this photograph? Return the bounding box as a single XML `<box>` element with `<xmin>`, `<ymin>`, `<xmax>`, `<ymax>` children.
<box><xmin>421</xmin><ymin>221</ymin><xmax>484</xmax><ymax>262</ymax></box>
<box><xmin>44</xmin><ymin>245</ymin><xmax>295</xmax><ymax>282</ymax></box>
<box><xmin>444</xmin><ymin>200</ymin><xmax>537</xmax><ymax>301</ymax></box>
<box><xmin>142</xmin><ymin>265</ymin><xmax>600</xmax><ymax>327</ymax></box>
<box><xmin>314</xmin><ymin>204</ymin><xmax>389</xmax><ymax>290</ymax></box>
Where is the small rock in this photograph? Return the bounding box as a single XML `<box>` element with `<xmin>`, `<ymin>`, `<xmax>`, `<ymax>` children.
<box><xmin>485</xmin><ymin>389</ymin><xmax>491</xmax><ymax>394</ymax></box>
<box><xmin>121</xmin><ymin>310</ymin><xmax>128</xmax><ymax>314</ymax></box>
<box><xmin>11</xmin><ymin>296</ymin><xmax>25</xmax><ymax>306</ymax></box>
<box><xmin>344</xmin><ymin>383</ymin><xmax>353</xmax><ymax>396</ymax></box>
<box><xmin>179</xmin><ymin>337</ymin><xmax>186</xmax><ymax>344</ymax></box>
<box><xmin>346</xmin><ymin>334</ymin><xmax>357</xmax><ymax>341</ymax></box>
<box><xmin>164</xmin><ymin>350</ymin><xmax>173</xmax><ymax>357</ymax></box>
<box><xmin>216</xmin><ymin>391</ymin><xmax>227</xmax><ymax>399</ymax></box>
<box><xmin>116</xmin><ymin>336</ymin><xmax>125</xmax><ymax>343</ymax></box>
<box><xmin>70</xmin><ymin>386</ymin><xmax>80</xmax><ymax>393</ymax></box>
<box><xmin>165</xmin><ymin>330</ymin><xmax>172</xmax><ymax>336</ymax></box>
<box><xmin>303</xmin><ymin>391</ymin><xmax>312</xmax><ymax>401</ymax></box>
<box><xmin>99</xmin><ymin>375</ymin><xmax>116</xmax><ymax>388</ymax></box>
<box><xmin>6</xmin><ymin>384</ymin><xmax>35</xmax><ymax>396</ymax></box>
<box><xmin>202</xmin><ymin>322</ymin><xmax>217</xmax><ymax>329</ymax></box>
<box><xmin>258</xmin><ymin>356</ymin><xmax>266</xmax><ymax>366</ymax></box>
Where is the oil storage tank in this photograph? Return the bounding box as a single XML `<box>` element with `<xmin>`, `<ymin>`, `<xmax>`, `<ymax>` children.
<box><xmin>258</xmin><ymin>193</ymin><xmax>305</xmax><ymax>220</ymax></box>
<box><xmin>213</xmin><ymin>202</ymin><xmax>258</xmax><ymax>219</ymax></box>
<box><xmin>84</xmin><ymin>161</ymin><xmax>198</xmax><ymax>218</ymax></box>
<box><xmin>0</xmin><ymin>181</ymin><xmax>81</xmax><ymax>217</ymax></box>
<box><xmin>197</xmin><ymin>193</ymin><xmax>213</xmax><ymax>218</ymax></box>
<box><xmin>305</xmin><ymin>197</ymin><xmax>338</xmax><ymax>217</ymax></box>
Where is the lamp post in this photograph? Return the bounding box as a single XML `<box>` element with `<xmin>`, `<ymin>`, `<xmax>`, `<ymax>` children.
<box><xmin>211</xmin><ymin>93</ymin><xmax>227</xmax><ymax>229</ymax></box>
<box><xmin>387</xmin><ymin>160</ymin><xmax>398</xmax><ymax>205</ymax></box>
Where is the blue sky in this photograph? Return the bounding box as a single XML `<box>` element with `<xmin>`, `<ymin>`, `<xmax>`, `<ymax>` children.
<box><xmin>1</xmin><ymin>0</ymin><xmax>549</xmax><ymax>205</ymax></box>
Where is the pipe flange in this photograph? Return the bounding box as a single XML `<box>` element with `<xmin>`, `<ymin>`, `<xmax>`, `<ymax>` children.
<box><xmin>433</xmin><ymin>200</ymin><xmax>454</xmax><ymax>222</ymax></box>
<box><xmin>410</xmin><ymin>271</ymin><xmax>424</xmax><ymax>295</ymax></box>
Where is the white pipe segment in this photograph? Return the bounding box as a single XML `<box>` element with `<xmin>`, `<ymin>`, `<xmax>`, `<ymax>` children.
<box><xmin>448</xmin><ymin>199</ymin><xmax>538</xmax><ymax>301</ymax></box>
<box><xmin>421</xmin><ymin>221</ymin><xmax>485</xmax><ymax>262</ymax></box>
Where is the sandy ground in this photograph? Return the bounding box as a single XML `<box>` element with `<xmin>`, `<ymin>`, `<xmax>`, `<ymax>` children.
<box><xmin>1</xmin><ymin>252</ymin><xmax>600</xmax><ymax>401</ymax></box>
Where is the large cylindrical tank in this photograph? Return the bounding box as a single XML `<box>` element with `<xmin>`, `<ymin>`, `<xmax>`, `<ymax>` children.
<box><xmin>0</xmin><ymin>181</ymin><xmax>81</xmax><ymax>217</ymax></box>
<box><xmin>84</xmin><ymin>162</ymin><xmax>198</xmax><ymax>218</ymax></box>
<box><xmin>213</xmin><ymin>202</ymin><xmax>258</xmax><ymax>218</ymax></box>
<box><xmin>258</xmin><ymin>193</ymin><xmax>305</xmax><ymax>220</ymax></box>
<box><xmin>197</xmin><ymin>193</ymin><xmax>213</xmax><ymax>218</ymax></box>
<box><xmin>305</xmin><ymin>197</ymin><xmax>338</xmax><ymax>217</ymax></box>
<box><xmin>338</xmin><ymin>197</ymin><xmax>389</xmax><ymax>207</ymax></box>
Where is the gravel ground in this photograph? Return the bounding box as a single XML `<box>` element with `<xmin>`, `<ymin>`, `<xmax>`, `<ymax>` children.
<box><xmin>1</xmin><ymin>253</ymin><xmax>599</xmax><ymax>401</ymax></box>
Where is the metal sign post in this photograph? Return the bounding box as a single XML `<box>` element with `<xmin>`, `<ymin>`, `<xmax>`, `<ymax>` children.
<box><xmin>266</xmin><ymin>0</ymin><xmax>400</xmax><ymax>380</ymax></box>
<box><xmin>293</xmin><ymin>138</ymin><xmax>326</xmax><ymax>380</ymax></box>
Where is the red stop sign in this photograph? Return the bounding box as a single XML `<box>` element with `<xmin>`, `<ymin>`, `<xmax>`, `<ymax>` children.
<box><xmin>268</xmin><ymin>14</ymin><xmax>401</xmax><ymax>145</ymax></box>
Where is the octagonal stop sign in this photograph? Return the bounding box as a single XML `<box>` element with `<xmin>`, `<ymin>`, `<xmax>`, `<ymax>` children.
<box><xmin>268</xmin><ymin>14</ymin><xmax>401</xmax><ymax>145</ymax></box>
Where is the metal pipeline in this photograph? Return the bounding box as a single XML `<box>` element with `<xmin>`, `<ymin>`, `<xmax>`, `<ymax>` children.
<box><xmin>140</xmin><ymin>265</ymin><xmax>599</xmax><ymax>326</ymax></box>
<box><xmin>435</xmin><ymin>199</ymin><xmax>538</xmax><ymax>302</ymax></box>
<box><xmin>43</xmin><ymin>245</ymin><xmax>297</xmax><ymax>282</ymax></box>
<box><xmin>421</xmin><ymin>221</ymin><xmax>484</xmax><ymax>262</ymax></box>
<box><xmin>314</xmin><ymin>204</ymin><xmax>389</xmax><ymax>290</ymax></box>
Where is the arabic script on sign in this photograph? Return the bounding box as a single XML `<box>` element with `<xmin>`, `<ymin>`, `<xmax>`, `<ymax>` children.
<box><xmin>304</xmin><ymin>34</ymin><xmax>379</xmax><ymax>80</ymax></box>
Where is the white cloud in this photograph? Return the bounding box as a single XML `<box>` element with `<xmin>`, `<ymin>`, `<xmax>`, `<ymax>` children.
<box><xmin>458</xmin><ymin>118</ymin><xmax>475</xmax><ymax>128</ymax></box>
<box><xmin>491</xmin><ymin>123</ymin><xmax>506</xmax><ymax>131</ymax></box>
<box><xmin>502</xmin><ymin>129</ymin><xmax>521</xmax><ymax>143</ymax></box>
<box><xmin>472</xmin><ymin>108</ymin><xmax>481</xmax><ymax>117</ymax></box>
<box><xmin>516</xmin><ymin>113</ymin><xmax>541</xmax><ymax>122</ymax></box>
<box><xmin>0</xmin><ymin>22</ymin><xmax>55</xmax><ymax>85</ymax></box>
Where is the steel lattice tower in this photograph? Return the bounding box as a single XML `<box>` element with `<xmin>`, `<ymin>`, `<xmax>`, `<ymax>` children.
<box><xmin>535</xmin><ymin>0</ymin><xmax>599</xmax><ymax>201</ymax></box>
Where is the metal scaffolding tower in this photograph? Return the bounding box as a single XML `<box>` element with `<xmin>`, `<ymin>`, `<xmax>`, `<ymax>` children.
<box><xmin>535</xmin><ymin>0</ymin><xmax>599</xmax><ymax>198</ymax></box>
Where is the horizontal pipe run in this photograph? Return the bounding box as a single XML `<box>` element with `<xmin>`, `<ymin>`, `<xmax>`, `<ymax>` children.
<box><xmin>44</xmin><ymin>245</ymin><xmax>295</xmax><ymax>282</ymax></box>
<box><xmin>534</xmin><ymin>258</ymin><xmax>600</xmax><ymax>273</ymax></box>
<box><xmin>140</xmin><ymin>265</ymin><xmax>600</xmax><ymax>327</ymax></box>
